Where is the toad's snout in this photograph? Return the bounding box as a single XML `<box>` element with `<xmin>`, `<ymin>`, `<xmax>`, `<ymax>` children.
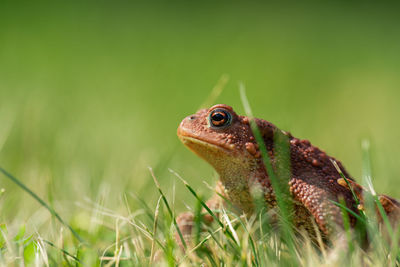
<box><xmin>177</xmin><ymin>114</ymin><xmax>196</xmax><ymax>138</ymax></box>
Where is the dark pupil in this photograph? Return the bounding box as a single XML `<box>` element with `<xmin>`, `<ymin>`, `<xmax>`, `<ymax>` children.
<box><xmin>210</xmin><ymin>110</ymin><xmax>230</xmax><ymax>127</ymax></box>
<box><xmin>212</xmin><ymin>112</ymin><xmax>225</xmax><ymax>122</ymax></box>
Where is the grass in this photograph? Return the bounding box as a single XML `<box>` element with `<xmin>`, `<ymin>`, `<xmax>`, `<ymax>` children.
<box><xmin>0</xmin><ymin>153</ymin><xmax>399</xmax><ymax>266</ymax></box>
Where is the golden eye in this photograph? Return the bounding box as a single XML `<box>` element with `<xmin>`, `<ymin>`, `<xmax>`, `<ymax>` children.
<box><xmin>209</xmin><ymin>109</ymin><xmax>232</xmax><ymax>128</ymax></box>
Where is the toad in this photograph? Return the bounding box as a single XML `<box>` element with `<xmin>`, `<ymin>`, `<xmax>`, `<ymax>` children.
<box><xmin>176</xmin><ymin>104</ymin><xmax>400</xmax><ymax>245</ymax></box>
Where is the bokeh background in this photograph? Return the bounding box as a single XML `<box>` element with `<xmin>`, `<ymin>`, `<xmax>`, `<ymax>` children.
<box><xmin>1</xmin><ymin>1</ymin><xmax>400</xmax><ymax>233</ymax></box>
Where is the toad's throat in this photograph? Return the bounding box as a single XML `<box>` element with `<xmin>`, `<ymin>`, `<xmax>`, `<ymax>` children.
<box><xmin>179</xmin><ymin>135</ymin><xmax>257</xmax><ymax>185</ymax></box>
<box><xmin>179</xmin><ymin>135</ymin><xmax>258</xmax><ymax>213</ymax></box>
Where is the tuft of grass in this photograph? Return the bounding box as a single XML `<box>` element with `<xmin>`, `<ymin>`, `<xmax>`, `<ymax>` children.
<box><xmin>1</xmin><ymin>156</ymin><xmax>400</xmax><ymax>265</ymax></box>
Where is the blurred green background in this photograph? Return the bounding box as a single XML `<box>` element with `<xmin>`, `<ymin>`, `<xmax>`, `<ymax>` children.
<box><xmin>1</xmin><ymin>1</ymin><xmax>400</xmax><ymax>230</ymax></box>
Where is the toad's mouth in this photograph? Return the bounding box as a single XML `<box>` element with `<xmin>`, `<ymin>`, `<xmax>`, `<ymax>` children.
<box><xmin>178</xmin><ymin>135</ymin><xmax>232</xmax><ymax>154</ymax></box>
<box><xmin>177</xmin><ymin>122</ymin><xmax>236</xmax><ymax>151</ymax></box>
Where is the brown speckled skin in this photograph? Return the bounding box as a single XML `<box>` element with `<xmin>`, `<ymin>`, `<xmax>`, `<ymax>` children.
<box><xmin>177</xmin><ymin>104</ymin><xmax>397</xmax><ymax>244</ymax></box>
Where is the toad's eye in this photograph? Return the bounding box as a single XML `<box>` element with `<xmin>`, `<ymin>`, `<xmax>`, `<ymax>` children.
<box><xmin>209</xmin><ymin>109</ymin><xmax>232</xmax><ymax>129</ymax></box>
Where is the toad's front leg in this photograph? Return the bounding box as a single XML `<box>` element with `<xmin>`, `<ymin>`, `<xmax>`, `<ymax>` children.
<box><xmin>175</xmin><ymin>182</ymin><xmax>225</xmax><ymax>249</ymax></box>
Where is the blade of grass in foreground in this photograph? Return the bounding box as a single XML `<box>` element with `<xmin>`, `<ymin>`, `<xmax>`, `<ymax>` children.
<box><xmin>42</xmin><ymin>239</ymin><xmax>81</xmax><ymax>264</ymax></box>
<box><xmin>0</xmin><ymin>166</ymin><xmax>85</xmax><ymax>244</ymax></box>
<box><xmin>331</xmin><ymin>160</ymin><xmax>364</xmax><ymax>216</ymax></box>
<box><xmin>330</xmin><ymin>200</ymin><xmax>366</xmax><ymax>224</ymax></box>
<box><xmin>230</xmin><ymin>213</ymin><xmax>260</xmax><ymax>266</ymax></box>
<box><xmin>199</xmin><ymin>74</ymin><xmax>229</xmax><ymax>110</ymax></box>
<box><xmin>361</xmin><ymin>139</ymin><xmax>399</xmax><ymax>265</ymax></box>
<box><xmin>338</xmin><ymin>198</ymin><xmax>354</xmax><ymax>253</ymax></box>
<box><xmin>148</xmin><ymin>167</ymin><xmax>187</xmax><ymax>251</ymax></box>
<box><xmin>361</xmin><ymin>150</ymin><xmax>394</xmax><ymax>241</ymax></box>
<box><xmin>360</xmin><ymin>139</ymin><xmax>382</xmax><ymax>248</ymax></box>
<box><xmin>239</xmin><ymin>84</ymin><xmax>296</xmax><ymax>254</ymax></box>
<box><xmin>150</xmin><ymin>195</ymin><xmax>162</xmax><ymax>264</ymax></box>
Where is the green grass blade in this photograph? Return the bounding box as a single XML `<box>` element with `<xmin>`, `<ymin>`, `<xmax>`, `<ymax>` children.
<box><xmin>374</xmin><ymin>195</ymin><xmax>394</xmax><ymax>238</ymax></box>
<box><xmin>150</xmin><ymin>195</ymin><xmax>162</xmax><ymax>264</ymax></box>
<box><xmin>360</xmin><ymin>139</ymin><xmax>383</xmax><ymax>249</ymax></box>
<box><xmin>221</xmin><ymin>209</ymin><xmax>240</xmax><ymax>245</ymax></box>
<box><xmin>239</xmin><ymin>85</ymin><xmax>296</xmax><ymax>253</ymax></box>
<box><xmin>199</xmin><ymin>74</ymin><xmax>229</xmax><ymax>109</ymax></box>
<box><xmin>330</xmin><ymin>200</ymin><xmax>367</xmax><ymax>224</ymax></box>
<box><xmin>338</xmin><ymin>198</ymin><xmax>354</xmax><ymax>253</ymax></box>
<box><xmin>148</xmin><ymin>167</ymin><xmax>187</xmax><ymax>250</ymax></box>
<box><xmin>194</xmin><ymin>196</ymin><xmax>203</xmax><ymax>246</ymax></box>
<box><xmin>360</xmin><ymin>140</ymin><xmax>394</xmax><ymax>238</ymax></box>
<box><xmin>42</xmin><ymin>240</ymin><xmax>81</xmax><ymax>264</ymax></box>
<box><xmin>230</xmin><ymin>213</ymin><xmax>259</xmax><ymax>267</ymax></box>
<box><xmin>330</xmin><ymin>160</ymin><xmax>363</xmax><ymax>211</ymax></box>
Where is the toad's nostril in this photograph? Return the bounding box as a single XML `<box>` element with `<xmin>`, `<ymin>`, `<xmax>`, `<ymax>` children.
<box><xmin>189</xmin><ymin>116</ymin><xmax>196</xmax><ymax>120</ymax></box>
